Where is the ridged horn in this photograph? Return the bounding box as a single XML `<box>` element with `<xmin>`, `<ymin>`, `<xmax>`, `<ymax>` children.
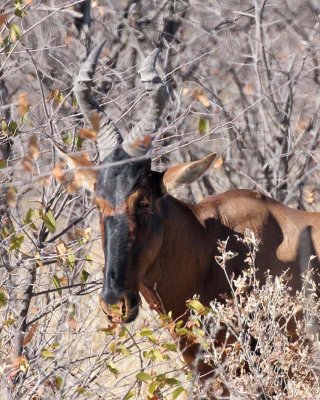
<box><xmin>74</xmin><ymin>41</ymin><xmax>122</xmax><ymax>161</ymax></box>
<box><xmin>122</xmin><ymin>49</ymin><xmax>169</xmax><ymax>156</ymax></box>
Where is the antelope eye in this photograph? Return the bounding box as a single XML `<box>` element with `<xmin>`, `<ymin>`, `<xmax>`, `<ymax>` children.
<box><xmin>138</xmin><ymin>199</ymin><xmax>150</xmax><ymax>208</ymax></box>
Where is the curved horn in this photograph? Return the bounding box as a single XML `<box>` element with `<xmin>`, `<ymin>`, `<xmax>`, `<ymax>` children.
<box><xmin>74</xmin><ymin>41</ymin><xmax>122</xmax><ymax>161</ymax></box>
<box><xmin>122</xmin><ymin>49</ymin><xmax>169</xmax><ymax>156</ymax></box>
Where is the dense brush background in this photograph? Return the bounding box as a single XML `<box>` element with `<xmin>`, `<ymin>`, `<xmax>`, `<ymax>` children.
<box><xmin>1</xmin><ymin>1</ymin><xmax>320</xmax><ymax>399</ymax></box>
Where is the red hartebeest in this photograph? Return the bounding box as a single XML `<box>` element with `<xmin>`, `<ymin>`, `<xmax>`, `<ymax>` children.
<box><xmin>67</xmin><ymin>43</ymin><xmax>320</xmax><ymax>373</ymax></box>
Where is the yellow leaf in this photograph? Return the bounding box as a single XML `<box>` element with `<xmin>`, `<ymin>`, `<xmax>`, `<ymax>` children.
<box><xmin>10</xmin><ymin>23</ymin><xmax>20</xmax><ymax>42</ymax></box>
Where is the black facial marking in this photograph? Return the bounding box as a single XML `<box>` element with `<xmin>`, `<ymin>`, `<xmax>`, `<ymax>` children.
<box><xmin>96</xmin><ymin>147</ymin><xmax>150</xmax><ymax>207</ymax></box>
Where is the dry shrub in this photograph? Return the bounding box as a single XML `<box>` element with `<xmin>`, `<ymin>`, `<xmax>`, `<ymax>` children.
<box><xmin>188</xmin><ymin>231</ymin><xmax>320</xmax><ymax>399</ymax></box>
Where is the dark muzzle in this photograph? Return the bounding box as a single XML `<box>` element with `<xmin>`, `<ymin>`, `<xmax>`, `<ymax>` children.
<box><xmin>100</xmin><ymin>289</ymin><xmax>141</xmax><ymax>323</ymax></box>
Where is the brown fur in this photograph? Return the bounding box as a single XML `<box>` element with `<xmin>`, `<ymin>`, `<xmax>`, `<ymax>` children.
<box><xmin>137</xmin><ymin>188</ymin><xmax>320</xmax><ymax>373</ymax></box>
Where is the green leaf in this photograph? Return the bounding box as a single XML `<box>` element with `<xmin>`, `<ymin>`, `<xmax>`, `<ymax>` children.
<box><xmin>3</xmin><ymin>318</ymin><xmax>15</xmax><ymax>326</ymax></box>
<box><xmin>55</xmin><ymin>375</ymin><xmax>63</xmax><ymax>390</ymax></box>
<box><xmin>8</xmin><ymin>120</ymin><xmax>18</xmax><ymax>135</ymax></box>
<box><xmin>106</xmin><ymin>362</ymin><xmax>119</xmax><ymax>376</ymax></box>
<box><xmin>152</xmin><ymin>350</ymin><xmax>164</xmax><ymax>361</ymax></box>
<box><xmin>163</xmin><ymin>343</ymin><xmax>177</xmax><ymax>352</ymax></box>
<box><xmin>9</xmin><ymin>234</ymin><xmax>24</xmax><ymax>251</ymax></box>
<box><xmin>76</xmin><ymin>386</ymin><xmax>85</xmax><ymax>394</ymax></box>
<box><xmin>67</xmin><ymin>253</ymin><xmax>75</xmax><ymax>268</ymax></box>
<box><xmin>98</xmin><ymin>325</ymin><xmax>117</xmax><ymax>335</ymax></box>
<box><xmin>148</xmin><ymin>381</ymin><xmax>159</xmax><ymax>395</ymax></box>
<box><xmin>41</xmin><ymin>210</ymin><xmax>56</xmax><ymax>233</ymax></box>
<box><xmin>14</xmin><ymin>0</ymin><xmax>26</xmax><ymax>18</ymax></box>
<box><xmin>41</xmin><ymin>349</ymin><xmax>54</xmax><ymax>358</ymax></box>
<box><xmin>165</xmin><ymin>377</ymin><xmax>180</xmax><ymax>386</ymax></box>
<box><xmin>172</xmin><ymin>386</ymin><xmax>186</xmax><ymax>399</ymax></box>
<box><xmin>124</xmin><ymin>391</ymin><xmax>135</xmax><ymax>400</ymax></box>
<box><xmin>186</xmin><ymin>299</ymin><xmax>205</xmax><ymax>312</ymax></box>
<box><xmin>0</xmin><ymin>160</ymin><xmax>7</xmax><ymax>169</ymax></box>
<box><xmin>140</xmin><ymin>328</ymin><xmax>154</xmax><ymax>337</ymax></box>
<box><xmin>24</xmin><ymin>208</ymin><xmax>34</xmax><ymax>224</ymax></box>
<box><xmin>198</xmin><ymin>117</ymin><xmax>210</xmax><ymax>135</ymax></box>
<box><xmin>119</xmin><ymin>345</ymin><xmax>131</xmax><ymax>356</ymax></box>
<box><xmin>0</xmin><ymin>290</ymin><xmax>8</xmax><ymax>307</ymax></box>
<box><xmin>62</xmin><ymin>131</ymin><xmax>73</xmax><ymax>145</ymax></box>
<box><xmin>24</xmin><ymin>208</ymin><xmax>37</xmax><ymax>230</ymax></box>
<box><xmin>52</xmin><ymin>275</ymin><xmax>62</xmax><ymax>296</ymax></box>
<box><xmin>136</xmin><ymin>372</ymin><xmax>152</xmax><ymax>383</ymax></box>
<box><xmin>140</xmin><ymin>327</ymin><xmax>157</xmax><ymax>343</ymax></box>
<box><xmin>3</xmin><ymin>35</ymin><xmax>11</xmax><ymax>54</ymax></box>
<box><xmin>80</xmin><ymin>269</ymin><xmax>90</xmax><ymax>285</ymax></box>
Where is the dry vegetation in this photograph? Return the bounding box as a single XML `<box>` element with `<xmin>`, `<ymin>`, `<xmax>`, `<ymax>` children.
<box><xmin>1</xmin><ymin>0</ymin><xmax>320</xmax><ymax>399</ymax></box>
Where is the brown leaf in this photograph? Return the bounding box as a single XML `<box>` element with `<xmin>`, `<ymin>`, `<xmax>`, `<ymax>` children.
<box><xmin>68</xmin><ymin>318</ymin><xmax>77</xmax><ymax>331</ymax></box>
<box><xmin>243</xmin><ymin>83</ymin><xmax>254</xmax><ymax>96</ymax></box>
<box><xmin>23</xmin><ymin>0</ymin><xmax>33</xmax><ymax>4</ymax></box>
<box><xmin>53</xmin><ymin>152</ymin><xmax>97</xmax><ymax>192</ymax></box>
<box><xmin>23</xmin><ymin>323</ymin><xmax>38</xmax><ymax>346</ymax></box>
<box><xmin>192</xmin><ymin>89</ymin><xmax>210</xmax><ymax>107</ymax></box>
<box><xmin>79</xmin><ymin>128</ymin><xmax>97</xmax><ymax>140</ymax></box>
<box><xmin>132</xmin><ymin>135</ymin><xmax>152</xmax><ymax>150</ymax></box>
<box><xmin>59</xmin><ymin>276</ymin><xmax>68</xmax><ymax>286</ymax></box>
<box><xmin>0</xmin><ymin>14</ymin><xmax>8</xmax><ymax>26</ymax></box>
<box><xmin>305</xmin><ymin>189</ymin><xmax>315</xmax><ymax>205</ymax></box>
<box><xmin>75</xmin><ymin>227</ymin><xmax>92</xmax><ymax>242</ymax></box>
<box><xmin>12</xmin><ymin>355</ymin><xmax>27</xmax><ymax>368</ymax></box>
<box><xmin>22</xmin><ymin>155</ymin><xmax>33</xmax><ymax>172</ymax></box>
<box><xmin>90</xmin><ymin>111</ymin><xmax>100</xmax><ymax>132</ymax></box>
<box><xmin>52</xmin><ymin>162</ymin><xmax>67</xmax><ymax>183</ymax></box>
<box><xmin>56</xmin><ymin>241</ymin><xmax>67</xmax><ymax>256</ymax></box>
<box><xmin>6</xmin><ymin>187</ymin><xmax>16</xmax><ymax>207</ymax></box>
<box><xmin>67</xmin><ymin>154</ymin><xmax>97</xmax><ymax>192</ymax></box>
<box><xmin>297</xmin><ymin>114</ymin><xmax>312</xmax><ymax>133</ymax></box>
<box><xmin>28</xmin><ymin>135</ymin><xmax>39</xmax><ymax>160</ymax></box>
<box><xmin>182</xmin><ymin>87</ymin><xmax>190</xmax><ymax>96</ymax></box>
<box><xmin>17</xmin><ymin>92</ymin><xmax>29</xmax><ymax>116</ymax></box>
<box><xmin>213</xmin><ymin>156</ymin><xmax>224</xmax><ymax>169</ymax></box>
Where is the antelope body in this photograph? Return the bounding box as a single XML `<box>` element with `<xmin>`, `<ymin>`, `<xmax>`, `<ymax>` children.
<box><xmin>70</xmin><ymin>43</ymin><xmax>320</xmax><ymax>372</ymax></box>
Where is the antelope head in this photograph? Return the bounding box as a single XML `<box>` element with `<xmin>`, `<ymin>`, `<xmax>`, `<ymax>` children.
<box><xmin>72</xmin><ymin>42</ymin><xmax>216</xmax><ymax>322</ymax></box>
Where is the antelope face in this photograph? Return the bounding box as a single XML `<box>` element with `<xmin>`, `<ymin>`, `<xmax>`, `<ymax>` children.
<box><xmin>96</xmin><ymin>147</ymin><xmax>164</xmax><ymax>322</ymax></box>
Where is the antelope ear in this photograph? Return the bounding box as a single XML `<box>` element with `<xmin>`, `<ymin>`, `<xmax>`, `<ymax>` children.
<box><xmin>162</xmin><ymin>153</ymin><xmax>217</xmax><ymax>193</ymax></box>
